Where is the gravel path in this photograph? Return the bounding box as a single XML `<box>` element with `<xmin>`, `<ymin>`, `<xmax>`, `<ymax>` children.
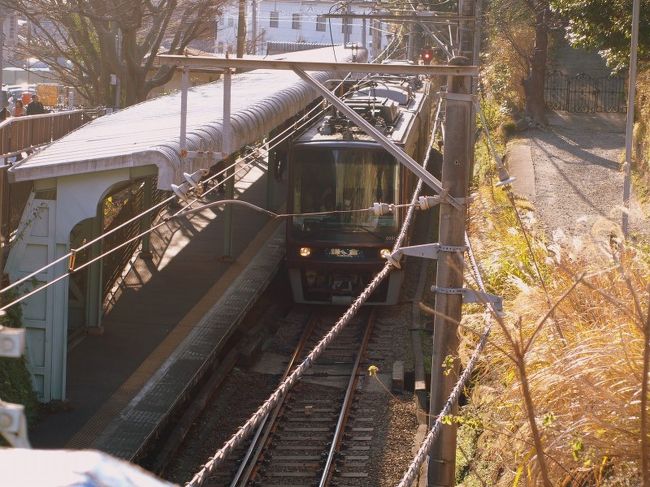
<box><xmin>524</xmin><ymin>112</ymin><xmax>648</xmax><ymax>242</ymax></box>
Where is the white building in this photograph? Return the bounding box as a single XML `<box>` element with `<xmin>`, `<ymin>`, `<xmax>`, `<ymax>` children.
<box><xmin>216</xmin><ymin>0</ymin><xmax>385</xmax><ymax>57</ymax></box>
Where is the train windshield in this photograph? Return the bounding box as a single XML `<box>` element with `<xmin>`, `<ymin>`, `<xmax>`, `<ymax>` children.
<box><xmin>291</xmin><ymin>147</ymin><xmax>399</xmax><ymax>242</ymax></box>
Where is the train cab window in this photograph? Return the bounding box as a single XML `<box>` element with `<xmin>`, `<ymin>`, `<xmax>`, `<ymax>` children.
<box><xmin>290</xmin><ymin>147</ymin><xmax>399</xmax><ymax>243</ymax></box>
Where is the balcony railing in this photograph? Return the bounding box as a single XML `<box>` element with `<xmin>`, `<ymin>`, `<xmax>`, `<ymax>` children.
<box><xmin>0</xmin><ymin>109</ymin><xmax>102</xmax><ymax>159</ymax></box>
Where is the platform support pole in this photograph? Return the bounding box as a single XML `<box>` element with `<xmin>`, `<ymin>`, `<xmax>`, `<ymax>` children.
<box><xmin>266</xmin><ymin>128</ymin><xmax>279</xmax><ymax>210</ymax></box>
<box><xmin>180</xmin><ymin>66</ymin><xmax>189</xmax><ymax>152</ymax></box>
<box><xmin>222</xmin><ymin>69</ymin><xmax>234</xmax><ymax>259</ymax></box>
<box><xmin>140</xmin><ymin>176</ymin><xmax>153</xmax><ymax>259</ymax></box>
<box><xmin>265</xmin><ymin>141</ymin><xmax>274</xmax><ymax>211</ymax></box>
<box><xmin>86</xmin><ymin>209</ymin><xmax>104</xmax><ymax>330</ymax></box>
<box><xmin>428</xmin><ymin>57</ymin><xmax>472</xmax><ymax>487</ymax></box>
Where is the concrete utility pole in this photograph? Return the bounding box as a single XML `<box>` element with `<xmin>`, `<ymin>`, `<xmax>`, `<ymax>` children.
<box><xmin>0</xmin><ymin>14</ymin><xmax>5</xmax><ymax>282</ymax></box>
<box><xmin>0</xmin><ymin>14</ymin><xmax>5</xmax><ymax>92</ymax></box>
<box><xmin>251</xmin><ymin>0</ymin><xmax>258</xmax><ymax>55</ymax></box>
<box><xmin>371</xmin><ymin>20</ymin><xmax>381</xmax><ymax>60</ymax></box>
<box><xmin>115</xmin><ymin>28</ymin><xmax>122</xmax><ymax>110</ymax></box>
<box><xmin>458</xmin><ymin>0</ymin><xmax>475</xmax><ymax>58</ymax></box>
<box><xmin>236</xmin><ymin>0</ymin><xmax>246</xmax><ymax>58</ymax></box>
<box><xmin>428</xmin><ymin>57</ymin><xmax>473</xmax><ymax>487</ymax></box>
<box><xmin>407</xmin><ymin>23</ymin><xmax>416</xmax><ymax>62</ymax></box>
<box><xmin>343</xmin><ymin>2</ymin><xmax>352</xmax><ymax>45</ymax></box>
<box><xmin>622</xmin><ymin>0</ymin><xmax>640</xmax><ymax>236</ymax></box>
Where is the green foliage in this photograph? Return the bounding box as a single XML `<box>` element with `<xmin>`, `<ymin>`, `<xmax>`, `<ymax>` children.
<box><xmin>442</xmin><ymin>354</ymin><xmax>456</xmax><ymax>376</ymax></box>
<box><xmin>551</xmin><ymin>0</ymin><xmax>650</xmax><ymax>69</ymax></box>
<box><xmin>0</xmin><ymin>296</ymin><xmax>40</xmax><ymax>425</ymax></box>
<box><xmin>472</xmin><ymin>99</ymin><xmax>551</xmax><ymax>299</ymax></box>
<box><xmin>483</xmin><ymin>0</ymin><xmax>538</xmax><ymax>111</ymax></box>
<box><xmin>542</xmin><ymin>411</ymin><xmax>556</xmax><ymax>428</ymax></box>
<box><xmin>570</xmin><ymin>437</ymin><xmax>584</xmax><ymax>462</ymax></box>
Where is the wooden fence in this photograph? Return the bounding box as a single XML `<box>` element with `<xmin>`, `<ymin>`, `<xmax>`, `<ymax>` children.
<box><xmin>0</xmin><ymin>110</ymin><xmax>99</xmax><ymax>159</ymax></box>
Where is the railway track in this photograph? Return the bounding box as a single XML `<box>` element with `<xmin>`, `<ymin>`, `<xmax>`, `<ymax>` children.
<box><xmin>226</xmin><ymin>308</ymin><xmax>377</xmax><ymax>487</ymax></box>
<box><xmin>162</xmin><ymin>304</ymin><xmax>405</xmax><ymax>487</ymax></box>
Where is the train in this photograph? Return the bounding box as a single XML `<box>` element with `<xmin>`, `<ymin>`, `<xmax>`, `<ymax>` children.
<box><xmin>286</xmin><ymin>70</ymin><xmax>435</xmax><ymax>305</ymax></box>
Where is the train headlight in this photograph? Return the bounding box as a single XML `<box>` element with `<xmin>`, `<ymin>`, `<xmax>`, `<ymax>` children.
<box><xmin>380</xmin><ymin>248</ymin><xmax>391</xmax><ymax>259</ymax></box>
<box><xmin>299</xmin><ymin>247</ymin><xmax>312</xmax><ymax>257</ymax></box>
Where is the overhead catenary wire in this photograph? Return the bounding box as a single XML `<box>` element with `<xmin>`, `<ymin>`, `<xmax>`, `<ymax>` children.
<box><xmin>0</xmin><ymin>61</ymin><xmax>410</xmax><ymax>312</ymax></box>
<box><xmin>185</xmin><ymin>98</ymin><xmax>445</xmax><ymax>487</ymax></box>
<box><xmin>0</xmin><ymin>32</ymin><xmax>404</xmax><ymax>312</ymax></box>
<box><xmin>0</xmin><ymin>109</ymin><xmax>325</xmax><ymax>312</ymax></box>
<box><xmin>0</xmin><ymin>81</ymin><xmax>338</xmax><ymax>298</ymax></box>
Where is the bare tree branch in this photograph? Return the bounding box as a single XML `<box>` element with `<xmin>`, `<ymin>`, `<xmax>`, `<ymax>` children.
<box><xmin>1</xmin><ymin>0</ymin><xmax>223</xmax><ymax>106</ymax></box>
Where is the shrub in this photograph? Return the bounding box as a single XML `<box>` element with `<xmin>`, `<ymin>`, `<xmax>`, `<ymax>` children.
<box><xmin>0</xmin><ymin>295</ymin><xmax>40</xmax><ymax>426</ymax></box>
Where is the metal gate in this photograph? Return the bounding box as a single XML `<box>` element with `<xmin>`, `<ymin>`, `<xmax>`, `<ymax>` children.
<box><xmin>101</xmin><ymin>177</ymin><xmax>165</xmax><ymax>297</ymax></box>
<box><xmin>545</xmin><ymin>71</ymin><xmax>627</xmax><ymax>113</ymax></box>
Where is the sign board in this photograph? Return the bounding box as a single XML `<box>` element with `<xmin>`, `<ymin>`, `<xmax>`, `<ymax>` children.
<box><xmin>36</xmin><ymin>84</ymin><xmax>59</xmax><ymax>107</ymax></box>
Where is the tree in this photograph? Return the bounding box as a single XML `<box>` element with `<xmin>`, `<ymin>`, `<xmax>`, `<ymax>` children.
<box><xmin>2</xmin><ymin>0</ymin><xmax>222</xmax><ymax>107</ymax></box>
<box><xmin>486</xmin><ymin>0</ymin><xmax>552</xmax><ymax>125</ymax></box>
<box><xmin>551</xmin><ymin>0</ymin><xmax>650</xmax><ymax>70</ymax></box>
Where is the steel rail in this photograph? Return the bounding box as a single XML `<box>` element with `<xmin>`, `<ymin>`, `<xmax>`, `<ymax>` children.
<box><xmin>231</xmin><ymin>314</ymin><xmax>319</xmax><ymax>487</ymax></box>
<box><xmin>319</xmin><ymin>309</ymin><xmax>376</xmax><ymax>487</ymax></box>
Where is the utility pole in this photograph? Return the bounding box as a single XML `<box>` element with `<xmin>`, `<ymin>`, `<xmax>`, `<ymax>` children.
<box><xmin>458</xmin><ymin>0</ymin><xmax>476</xmax><ymax>58</ymax></box>
<box><xmin>0</xmin><ymin>14</ymin><xmax>5</xmax><ymax>93</ymax></box>
<box><xmin>622</xmin><ymin>0</ymin><xmax>640</xmax><ymax>236</ymax></box>
<box><xmin>407</xmin><ymin>23</ymin><xmax>416</xmax><ymax>61</ymax></box>
<box><xmin>236</xmin><ymin>0</ymin><xmax>246</xmax><ymax>59</ymax></box>
<box><xmin>372</xmin><ymin>20</ymin><xmax>381</xmax><ymax>60</ymax></box>
<box><xmin>428</xmin><ymin>56</ymin><xmax>473</xmax><ymax>487</ymax></box>
<box><xmin>343</xmin><ymin>3</ymin><xmax>351</xmax><ymax>46</ymax></box>
<box><xmin>115</xmin><ymin>28</ymin><xmax>122</xmax><ymax>110</ymax></box>
<box><xmin>0</xmin><ymin>14</ymin><xmax>5</xmax><ymax>283</ymax></box>
<box><xmin>251</xmin><ymin>0</ymin><xmax>258</xmax><ymax>55</ymax></box>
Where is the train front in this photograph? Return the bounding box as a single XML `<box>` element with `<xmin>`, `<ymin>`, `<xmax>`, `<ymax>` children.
<box><xmin>286</xmin><ymin>143</ymin><xmax>403</xmax><ymax>305</ymax></box>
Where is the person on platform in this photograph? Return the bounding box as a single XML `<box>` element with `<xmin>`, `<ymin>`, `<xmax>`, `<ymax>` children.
<box><xmin>0</xmin><ymin>107</ymin><xmax>9</xmax><ymax>122</ymax></box>
<box><xmin>13</xmin><ymin>100</ymin><xmax>24</xmax><ymax>117</ymax></box>
<box><xmin>26</xmin><ymin>94</ymin><xmax>47</xmax><ymax>115</ymax></box>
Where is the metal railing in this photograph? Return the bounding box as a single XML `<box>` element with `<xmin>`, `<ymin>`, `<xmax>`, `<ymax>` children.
<box><xmin>0</xmin><ymin>109</ymin><xmax>98</xmax><ymax>159</ymax></box>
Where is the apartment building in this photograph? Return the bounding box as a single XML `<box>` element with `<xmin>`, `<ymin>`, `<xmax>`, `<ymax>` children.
<box><xmin>216</xmin><ymin>0</ymin><xmax>384</xmax><ymax>56</ymax></box>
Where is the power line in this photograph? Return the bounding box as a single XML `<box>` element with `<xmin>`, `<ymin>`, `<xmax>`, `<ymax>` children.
<box><xmin>0</xmin><ymin>107</ymin><xmax>327</xmax><ymax>311</ymax></box>
<box><xmin>0</xmin><ymin>45</ymin><xmax>416</xmax><ymax>311</ymax></box>
<box><xmin>185</xmin><ymin>97</ymin><xmax>444</xmax><ymax>487</ymax></box>
<box><xmin>2</xmin><ymin>31</ymin><xmax>405</xmax><ymax>301</ymax></box>
<box><xmin>0</xmin><ymin>87</ymin><xmax>336</xmax><ymax>299</ymax></box>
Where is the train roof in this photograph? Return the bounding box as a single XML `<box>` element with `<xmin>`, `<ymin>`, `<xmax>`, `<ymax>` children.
<box><xmin>10</xmin><ymin>46</ymin><xmax>366</xmax><ymax>189</ymax></box>
<box><xmin>293</xmin><ymin>80</ymin><xmax>429</xmax><ymax>146</ymax></box>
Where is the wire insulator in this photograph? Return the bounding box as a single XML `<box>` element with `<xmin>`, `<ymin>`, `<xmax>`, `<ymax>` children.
<box><xmin>417</xmin><ymin>195</ymin><xmax>440</xmax><ymax>210</ymax></box>
<box><xmin>372</xmin><ymin>202</ymin><xmax>391</xmax><ymax>216</ymax></box>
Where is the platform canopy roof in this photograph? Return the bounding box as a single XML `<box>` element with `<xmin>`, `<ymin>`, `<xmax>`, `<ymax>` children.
<box><xmin>10</xmin><ymin>45</ymin><xmax>363</xmax><ymax>189</ymax></box>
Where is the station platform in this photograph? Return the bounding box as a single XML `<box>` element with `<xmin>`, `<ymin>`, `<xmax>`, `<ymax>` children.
<box><xmin>30</xmin><ymin>160</ymin><xmax>287</xmax><ymax>459</ymax></box>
